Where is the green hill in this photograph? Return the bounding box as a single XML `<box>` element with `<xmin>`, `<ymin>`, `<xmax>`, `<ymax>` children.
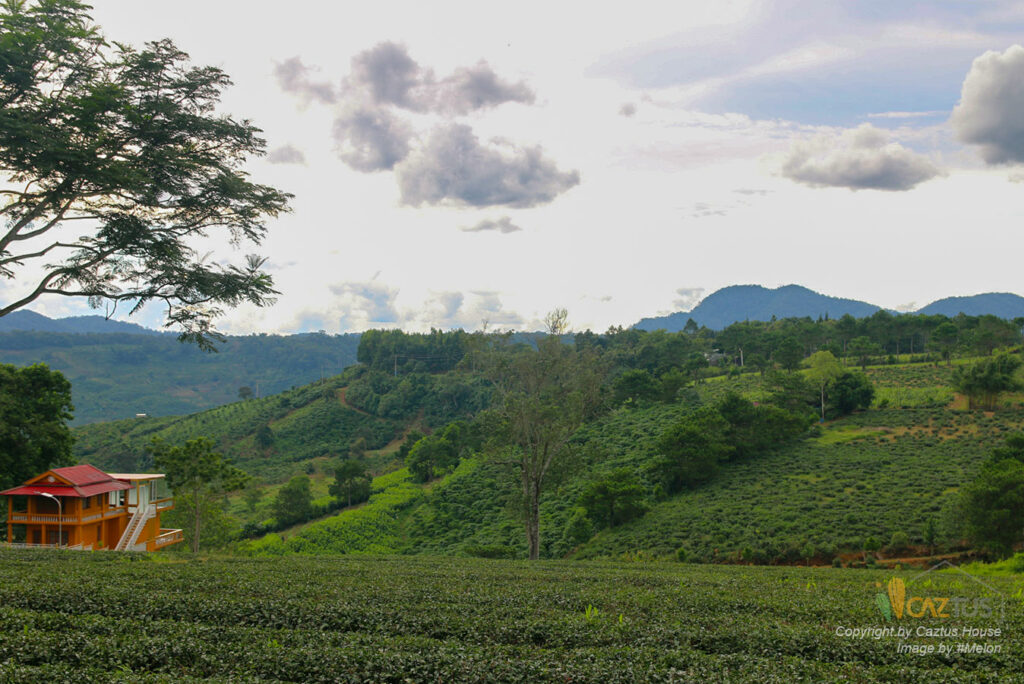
<box><xmin>231</xmin><ymin>358</ymin><xmax>1024</xmax><ymax>563</ymax></box>
<box><xmin>0</xmin><ymin>331</ymin><xmax>361</xmax><ymax>424</ymax></box>
<box><xmin>68</xmin><ymin>323</ymin><xmax>1024</xmax><ymax>563</ymax></box>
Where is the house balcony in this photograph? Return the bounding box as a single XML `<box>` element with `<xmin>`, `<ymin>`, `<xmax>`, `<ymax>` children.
<box><xmin>149</xmin><ymin>529</ymin><xmax>184</xmax><ymax>550</ymax></box>
<box><xmin>9</xmin><ymin>506</ymin><xmax>128</xmax><ymax>525</ymax></box>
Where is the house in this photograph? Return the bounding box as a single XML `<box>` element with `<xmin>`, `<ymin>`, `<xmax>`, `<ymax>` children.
<box><xmin>2</xmin><ymin>464</ymin><xmax>182</xmax><ymax>551</ymax></box>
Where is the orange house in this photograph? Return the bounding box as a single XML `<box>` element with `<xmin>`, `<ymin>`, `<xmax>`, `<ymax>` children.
<box><xmin>2</xmin><ymin>464</ymin><xmax>183</xmax><ymax>551</ymax></box>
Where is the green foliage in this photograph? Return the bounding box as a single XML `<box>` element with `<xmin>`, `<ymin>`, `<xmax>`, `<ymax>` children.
<box><xmin>576</xmin><ymin>469</ymin><xmax>648</xmax><ymax>529</ymax></box>
<box><xmin>244</xmin><ymin>469</ymin><xmax>422</xmax><ymax>556</ymax></box>
<box><xmin>611</xmin><ymin>369</ymin><xmax>660</xmax><ymax>405</ymax></box>
<box><xmin>0</xmin><ymin>0</ymin><xmax>291</xmax><ymax>345</ymax></box>
<box><xmin>0</xmin><ymin>363</ymin><xmax>73</xmax><ymax>490</ymax></box>
<box><xmin>953</xmin><ymin>354</ymin><xmax>1024</xmax><ymax>410</ymax></box>
<box><xmin>562</xmin><ymin>506</ymin><xmax>595</xmax><ymax>547</ymax></box>
<box><xmin>0</xmin><ymin>553</ymin><xmax>1021</xmax><ymax>680</ymax></box>
<box><xmin>329</xmin><ymin>460</ymin><xmax>371</xmax><ymax>508</ymax></box>
<box><xmin>272</xmin><ymin>476</ymin><xmax>313</xmax><ymax>528</ymax></box>
<box><xmin>406</xmin><ymin>434</ymin><xmax>457</xmax><ymax>484</ymax></box>
<box><xmin>0</xmin><ymin>330</ymin><xmax>361</xmax><ymax>424</ymax></box>
<box><xmin>357</xmin><ymin>329</ymin><xmax>468</xmax><ymax>374</ymax></box>
<box><xmin>960</xmin><ymin>432</ymin><xmax>1024</xmax><ymax>558</ymax></box>
<box><xmin>829</xmin><ymin>371</ymin><xmax>875</xmax><ymax>417</ymax></box>
<box><xmin>486</xmin><ymin>332</ymin><xmax>606</xmax><ymax>559</ymax></box>
<box><xmin>655</xmin><ymin>394</ymin><xmax>808</xmax><ymax>494</ymax></box>
<box><xmin>148</xmin><ymin>436</ymin><xmax>249</xmax><ymax>552</ymax></box>
<box><xmin>655</xmin><ymin>407</ymin><xmax>732</xmax><ymax>491</ymax></box>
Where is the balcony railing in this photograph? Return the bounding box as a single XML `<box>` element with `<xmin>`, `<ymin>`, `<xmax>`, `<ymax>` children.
<box><xmin>8</xmin><ymin>513</ymin><xmax>78</xmax><ymax>524</ymax></box>
<box><xmin>152</xmin><ymin>529</ymin><xmax>183</xmax><ymax>547</ymax></box>
<box><xmin>3</xmin><ymin>542</ymin><xmax>90</xmax><ymax>551</ymax></box>
<box><xmin>154</xmin><ymin>498</ymin><xmax>174</xmax><ymax>511</ymax></box>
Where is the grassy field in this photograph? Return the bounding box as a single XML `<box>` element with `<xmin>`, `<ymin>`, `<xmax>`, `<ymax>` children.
<box><xmin>0</xmin><ymin>551</ymin><xmax>1021</xmax><ymax>682</ymax></box>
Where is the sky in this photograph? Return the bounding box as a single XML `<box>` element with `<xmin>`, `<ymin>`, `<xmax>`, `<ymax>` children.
<box><xmin>10</xmin><ymin>0</ymin><xmax>1024</xmax><ymax>334</ymax></box>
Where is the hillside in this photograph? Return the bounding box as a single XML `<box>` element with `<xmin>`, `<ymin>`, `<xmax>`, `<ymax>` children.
<box><xmin>918</xmin><ymin>292</ymin><xmax>1024</xmax><ymax>319</ymax></box>
<box><xmin>0</xmin><ymin>330</ymin><xmax>361</xmax><ymax>424</ymax></box>
<box><xmin>221</xmin><ymin>357</ymin><xmax>1024</xmax><ymax>563</ymax></box>
<box><xmin>635</xmin><ymin>284</ymin><xmax>881</xmax><ymax>331</ymax></box>
<box><xmin>0</xmin><ymin>309</ymin><xmax>163</xmax><ymax>335</ymax></box>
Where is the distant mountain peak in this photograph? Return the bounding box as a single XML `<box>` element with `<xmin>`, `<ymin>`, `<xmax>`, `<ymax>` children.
<box><xmin>0</xmin><ymin>310</ymin><xmax>163</xmax><ymax>335</ymax></box>
<box><xmin>635</xmin><ymin>285</ymin><xmax>1024</xmax><ymax>331</ymax></box>
<box><xmin>635</xmin><ymin>284</ymin><xmax>880</xmax><ymax>331</ymax></box>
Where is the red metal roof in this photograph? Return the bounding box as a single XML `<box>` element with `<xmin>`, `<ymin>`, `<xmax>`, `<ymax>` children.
<box><xmin>2</xmin><ymin>464</ymin><xmax>134</xmax><ymax>498</ymax></box>
<box><xmin>0</xmin><ymin>481</ymin><xmax>130</xmax><ymax>498</ymax></box>
<box><xmin>49</xmin><ymin>464</ymin><xmax>113</xmax><ymax>486</ymax></box>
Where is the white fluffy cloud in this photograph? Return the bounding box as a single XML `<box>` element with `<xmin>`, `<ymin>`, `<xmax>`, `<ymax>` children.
<box><xmin>780</xmin><ymin>124</ymin><xmax>942</xmax><ymax>191</ymax></box>
<box><xmin>952</xmin><ymin>44</ymin><xmax>1024</xmax><ymax>164</ymax></box>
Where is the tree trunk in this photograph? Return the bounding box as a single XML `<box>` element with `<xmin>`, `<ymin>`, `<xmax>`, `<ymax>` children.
<box><xmin>192</xmin><ymin>498</ymin><xmax>201</xmax><ymax>553</ymax></box>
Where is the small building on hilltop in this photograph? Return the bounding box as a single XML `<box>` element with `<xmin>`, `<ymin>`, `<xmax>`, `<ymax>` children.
<box><xmin>2</xmin><ymin>464</ymin><xmax>182</xmax><ymax>551</ymax></box>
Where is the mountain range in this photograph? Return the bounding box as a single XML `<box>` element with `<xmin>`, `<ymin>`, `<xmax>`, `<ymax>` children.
<box><xmin>634</xmin><ymin>285</ymin><xmax>1024</xmax><ymax>331</ymax></box>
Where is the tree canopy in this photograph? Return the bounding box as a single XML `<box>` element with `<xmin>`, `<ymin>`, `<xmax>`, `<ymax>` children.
<box><xmin>149</xmin><ymin>436</ymin><xmax>248</xmax><ymax>552</ymax></box>
<box><xmin>0</xmin><ymin>362</ymin><xmax>73</xmax><ymax>490</ymax></box>
<box><xmin>0</xmin><ymin>0</ymin><xmax>290</xmax><ymax>348</ymax></box>
<box><xmin>486</xmin><ymin>322</ymin><xmax>606</xmax><ymax>560</ymax></box>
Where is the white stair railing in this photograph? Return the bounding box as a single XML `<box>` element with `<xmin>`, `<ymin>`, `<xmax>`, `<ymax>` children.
<box><xmin>115</xmin><ymin>504</ymin><xmax>155</xmax><ymax>551</ymax></box>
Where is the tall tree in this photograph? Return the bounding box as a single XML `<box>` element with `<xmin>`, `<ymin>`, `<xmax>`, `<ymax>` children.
<box><xmin>149</xmin><ymin>436</ymin><xmax>248</xmax><ymax>552</ymax></box>
<box><xmin>952</xmin><ymin>354</ymin><xmax>1023</xmax><ymax>410</ymax></box>
<box><xmin>961</xmin><ymin>433</ymin><xmax>1024</xmax><ymax>558</ymax></box>
<box><xmin>272</xmin><ymin>475</ymin><xmax>313</xmax><ymax>527</ymax></box>
<box><xmin>0</xmin><ymin>362</ymin><xmax>73</xmax><ymax>490</ymax></box>
<box><xmin>0</xmin><ymin>1</ymin><xmax>290</xmax><ymax>349</ymax></box>
<box><xmin>806</xmin><ymin>350</ymin><xmax>844</xmax><ymax>422</ymax></box>
<box><xmin>486</xmin><ymin>315</ymin><xmax>605</xmax><ymax>560</ymax></box>
<box><xmin>329</xmin><ymin>459</ymin><xmax>370</xmax><ymax>507</ymax></box>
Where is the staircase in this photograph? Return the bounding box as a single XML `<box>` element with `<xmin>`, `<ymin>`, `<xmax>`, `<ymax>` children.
<box><xmin>115</xmin><ymin>504</ymin><xmax>155</xmax><ymax>551</ymax></box>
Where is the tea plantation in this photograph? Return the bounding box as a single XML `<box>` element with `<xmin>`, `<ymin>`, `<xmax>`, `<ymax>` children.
<box><xmin>0</xmin><ymin>551</ymin><xmax>1021</xmax><ymax>682</ymax></box>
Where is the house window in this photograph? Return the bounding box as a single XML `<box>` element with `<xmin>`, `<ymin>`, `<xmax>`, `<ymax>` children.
<box><xmin>82</xmin><ymin>496</ymin><xmax>91</xmax><ymax>510</ymax></box>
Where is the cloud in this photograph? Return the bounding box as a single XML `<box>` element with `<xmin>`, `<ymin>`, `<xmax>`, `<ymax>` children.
<box><xmin>274</xmin><ymin>57</ymin><xmax>337</xmax><ymax>104</ymax></box>
<box><xmin>396</xmin><ymin>124</ymin><xmax>579</xmax><ymax>208</ymax></box>
<box><xmin>332</xmin><ymin>105</ymin><xmax>412</xmax><ymax>172</ymax></box>
<box><xmin>267</xmin><ymin>145</ymin><xmax>306</xmax><ymax>165</ymax></box>
<box><xmin>867</xmin><ymin>110</ymin><xmax>946</xmax><ymax>119</ymax></box>
<box><xmin>460</xmin><ymin>216</ymin><xmax>522</xmax><ymax>233</ymax></box>
<box><xmin>733</xmin><ymin>188</ymin><xmax>771</xmax><ymax>196</ymax></box>
<box><xmin>316</xmin><ymin>280</ymin><xmax>526</xmax><ymax>332</ymax></box>
<box><xmin>619</xmin><ymin>102</ymin><xmax>637</xmax><ymax>117</ymax></box>
<box><xmin>345</xmin><ymin>43</ymin><xmax>534</xmax><ymax>115</ymax></box>
<box><xmin>347</xmin><ymin>42</ymin><xmax>429</xmax><ymax>110</ymax></box>
<box><xmin>780</xmin><ymin>123</ymin><xmax>942</xmax><ymax>191</ymax></box>
<box><xmin>690</xmin><ymin>202</ymin><xmax>727</xmax><ymax>218</ymax></box>
<box><xmin>433</xmin><ymin>62</ymin><xmax>535</xmax><ymax>115</ymax></box>
<box><xmin>952</xmin><ymin>45</ymin><xmax>1024</xmax><ymax>164</ymax></box>
<box><xmin>328</xmin><ymin>280</ymin><xmax>401</xmax><ymax>329</ymax></box>
<box><xmin>673</xmin><ymin>287</ymin><xmax>705</xmax><ymax>311</ymax></box>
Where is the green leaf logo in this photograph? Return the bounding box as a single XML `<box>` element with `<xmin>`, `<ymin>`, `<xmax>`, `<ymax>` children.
<box><xmin>875</xmin><ymin>593</ymin><xmax>892</xmax><ymax>621</ymax></box>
